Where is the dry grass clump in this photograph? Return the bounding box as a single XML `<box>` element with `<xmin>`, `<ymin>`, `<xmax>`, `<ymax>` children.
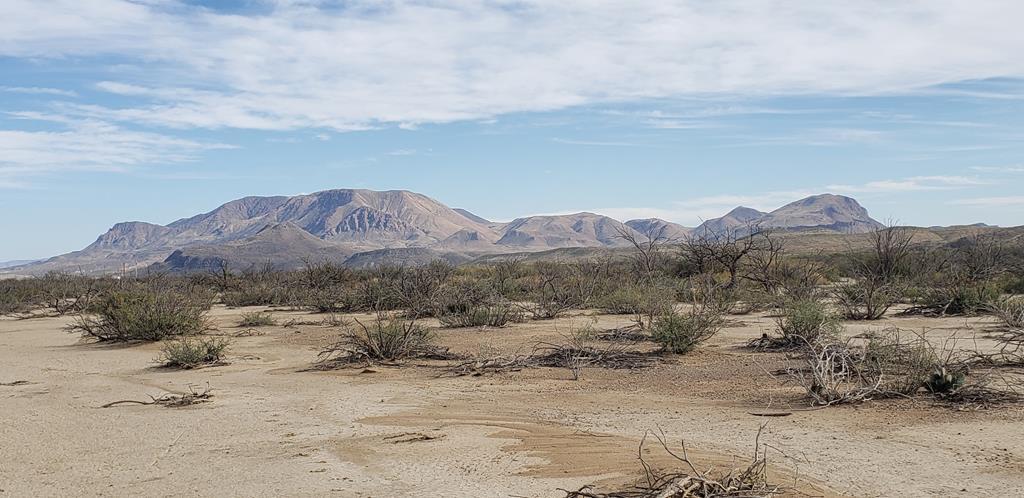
<box><xmin>563</xmin><ymin>428</ymin><xmax>781</xmax><ymax>498</ymax></box>
<box><xmin>238</xmin><ymin>311</ymin><xmax>276</xmax><ymax>327</ymax></box>
<box><xmin>318</xmin><ymin>314</ymin><xmax>453</xmax><ymax>365</ymax></box>
<box><xmin>70</xmin><ymin>285</ymin><xmax>212</xmax><ymax>342</ymax></box>
<box><xmin>158</xmin><ymin>336</ymin><xmax>231</xmax><ymax>369</ymax></box>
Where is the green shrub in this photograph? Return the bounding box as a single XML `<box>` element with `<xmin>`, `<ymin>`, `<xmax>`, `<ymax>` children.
<box><xmin>439</xmin><ymin>303</ymin><xmax>525</xmax><ymax>328</ymax></box>
<box><xmin>238</xmin><ymin>311</ymin><xmax>276</xmax><ymax>327</ymax></box>
<box><xmin>71</xmin><ymin>286</ymin><xmax>211</xmax><ymax>342</ymax></box>
<box><xmin>159</xmin><ymin>336</ymin><xmax>230</xmax><ymax>368</ymax></box>
<box><xmin>776</xmin><ymin>299</ymin><xmax>842</xmax><ymax>344</ymax></box>
<box><xmin>650</xmin><ymin>308</ymin><xmax>724</xmax><ymax>354</ymax></box>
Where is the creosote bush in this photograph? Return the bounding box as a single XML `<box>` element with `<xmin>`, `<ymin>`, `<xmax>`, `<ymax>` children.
<box><xmin>159</xmin><ymin>337</ymin><xmax>230</xmax><ymax>368</ymax></box>
<box><xmin>71</xmin><ymin>285</ymin><xmax>212</xmax><ymax>342</ymax></box>
<box><xmin>238</xmin><ymin>311</ymin><xmax>276</xmax><ymax>327</ymax></box>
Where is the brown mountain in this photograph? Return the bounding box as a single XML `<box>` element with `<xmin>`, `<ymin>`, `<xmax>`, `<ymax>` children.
<box><xmin>6</xmin><ymin>189</ymin><xmax>893</xmax><ymax>275</ymax></box>
<box><xmin>153</xmin><ymin>223</ymin><xmax>351</xmax><ymax>272</ymax></box>
<box><xmin>695</xmin><ymin>194</ymin><xmax>882</xmax><ymax>235</ymax></box>
<box><xmin>758</xmin><ymin>194</ymin><xmax>884</xmax><ymax>233</ymax></box>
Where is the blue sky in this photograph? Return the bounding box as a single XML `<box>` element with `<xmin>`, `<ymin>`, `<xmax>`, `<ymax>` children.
<box><xmin>2</xmin><ymin>1</ymin><xmax>1024</xmax><ymax>261</ymax></box>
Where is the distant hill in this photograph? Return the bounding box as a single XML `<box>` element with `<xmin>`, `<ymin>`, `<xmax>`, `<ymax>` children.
<box><xmin>6</xmin><ymin>188</ymin><xmax>957</xmax><ymax>275</ymax></box>
<box><xmin>695</xmin><ymin>194</ymin><xmax>882</xmax><ymax>235</ymax></box>
<box><xmin>625</xmin><ymin>218</ymin><xmax>693</xmax><ymax>241</ymax></box>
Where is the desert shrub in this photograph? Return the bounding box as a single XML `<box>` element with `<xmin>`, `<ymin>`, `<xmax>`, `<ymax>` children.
<box><xmin>988</xmin><ymin>296</ymin><xmax>1024</xmax><ymax>329</ymax></box>
<box><xmin>775</xmin><ymin>299</ymin><xmax>842</xmax><ymax>345</ymax></box>
<box><xmin>912</xmin><ymin>284</ymin><xmax>1000</xmax><ymax>316</ymax></box>
<box><xmin>833</xmin><ymin>226</ymin><xmax>915</xmax><ymax>320</ymax></box>
<box><xmin>159</xmin><ymin>336</ymin><xmax>230</xmax><ymax>368</ymax></box>
<box><xmin>1003</xmin><ymin>274</ymin><xmax>1024</xmax><ymax>295</ymax></box>
<box><xmin>833</xmin><ymin>278</ymin><xmax>905</xmax><ymax>320</ymax></box>
<box><xmin>70</xmin><ymin>285</ymin><xmax>212</xmax><ymax>342</ymax></box>
<box><xmin>238</xmin><ymin>311</ymin><xmax>276</xmax><ymax>327</ymax></box>
<box><xmin>650</xmin><ymin>305</ymin><xmax>724</xmax><ymax>354</ymax></box>
<box><xmin>439</xmin><ymin>302</ymin><xmax>525</xmax><ymax>328</ymax></box>
<box><xmin>391</xmin><ymin>261</ymin><xmax>456</xmax><ymax>316</ymax></box>
<box><xmin>0</xmin><ymin>279</ymin><xmax>42</xmax><ymax>315</ymax></box>
<box><xmin>521</xmin><ymin>271</ymin><xmax>577</xmax><ymax>320</ymax></box>
<box><xmin>430</xmin><ymin>279</ymin><xmax>497</xmax><ymax>317</ymax></box>
<box><xmin>598</xmin><ymin>284</ymin><xmax>669</xmax><ymax>314</ymax></box>
<box><xmin>319</xmin><ymin>314</ymin><xmax>438</xmax><ymax>362</ymax></box>
<box><xmin>789</xmin><ymin>329</ymin><xmax>964</xmax><ymax>405</ymax></box>
<box><xmin>292</xmin><ymin>260</ymin><xmax>355</xmax><ymax>312</ymax></box>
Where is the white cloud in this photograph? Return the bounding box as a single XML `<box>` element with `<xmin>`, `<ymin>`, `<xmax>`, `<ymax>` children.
<box><xmin>1</xmin><ymin>86</ymin><xmax>78</xmax><ymax>97</ymax></box>
<box><xmin>971</xmin><ymin>165</ymin><xmax>1024</xmax><ymax>173</ymax></box>
<box><xmin>826</xmin><ymin>175</ymin><xmax>988</xmax><ymax>193</ymax></box>
<box><xmin>951</xmin><ymin>196</ymin><xmax>1024</xmax><ymax>207</ymax></box>
<box><xmin>2</xmin><ymin>1</ymin><xmax>1023</xmax><ymax>131</ymax></box>
<box><xmin>551</xmin><ymin>138</ymin><xmax>641</xmax><ymax>147</ymax></box>
<box><xmin>0</xmin><ymin>112</ymin><xmax>233</xmax><ymax>187</ymax></box>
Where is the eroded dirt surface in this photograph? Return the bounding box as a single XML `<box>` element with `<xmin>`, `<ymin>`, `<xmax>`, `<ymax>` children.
<box><xmin>1</xmin><ymin>306</ymin><xmax>1022</xmax><ymax>497</ymax></box>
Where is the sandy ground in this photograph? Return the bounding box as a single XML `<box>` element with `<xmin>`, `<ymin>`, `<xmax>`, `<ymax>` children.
<box><xmin>2</xmin><ymin>306</ymin><xmax>1023</xmax><ymax>497</ymax></box>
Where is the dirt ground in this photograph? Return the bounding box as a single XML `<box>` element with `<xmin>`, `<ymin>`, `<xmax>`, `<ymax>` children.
<box><xmin>2</xmin><ymin>306</ymin><xmax>1023</xmax><ymax>497</ymax></box>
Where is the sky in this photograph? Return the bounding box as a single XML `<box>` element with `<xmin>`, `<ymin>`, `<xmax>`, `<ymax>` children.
<box><xmin>2</xmin><ymin>0</ymin><xmax>1024</xmax><ymax>261</ymax></box>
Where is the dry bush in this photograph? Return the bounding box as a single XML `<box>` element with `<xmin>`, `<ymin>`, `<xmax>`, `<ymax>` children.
<box><xmin>159</xmin><ymin>336</ymin><xmax>230</xmax><ymax>368</ymax></box>
<box><xmin>102</xmin><ymin>384</ymin><xmax>214</xmax><ymax>408</ymax></box>
<box><xmin>519</xmin><ymin>263</ymin><xmax>579</xmax><ymax>320</ymax></box>
<box><xmin>318</xmin><ymin>314</ymin><xmax>450</xmax><ymax>364</ymax></box>
<box><xmin>438</xmin><ymin>302</ymin><xmax>525</xmax><ymax>328</ymax></box>
<box><xmin>989</xmin><ymin>296</ymin><xmax>1024</xmax><ymax>329</ymax></box>
<box><xmin>391</xmin><ymin>261</ymin><xmax>456</xmax><ymax>316</ymax></box>
<box><xmin>292</xmin><ymin>259</ymin><xmax>356</xmax><ymax>312</ymax></box>
<box><xmin>785</xmin><ymin>329</ymin><xmax>967</xmax><ymax>406</ymax></box>
<box><xmin>70</xmin><ymin>285</ymin><xmax>212</xmax><ymax>342</ymax></box>
<box><xmin>834</xmin><ymin>226</ymin><xmax>915</xmax><ymax>320</ymax></box>
<box><xmin>0</xmin><ymin>271</ymin><xmax>111</xmax><ymax>317</ymax></box>
<box><xmin>563</xmin><ymin>427</ymin><xmax>781</xmax><ymax>498</ymax></box>
<box><xmin>833</xmin><ymin>278</ymin><xmax>906</xmax><ymax>320</ymax></box>
<box><xmin>238</xmin><ymin>311</ymin><xmax>276</xmax><ymax>327</ymax></box>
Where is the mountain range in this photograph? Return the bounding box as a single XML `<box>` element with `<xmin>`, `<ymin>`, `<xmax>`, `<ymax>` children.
<box><xmin>5</xmin><ymin>189</ymin><xmax>888</xmax><ymax>275</ymax></box>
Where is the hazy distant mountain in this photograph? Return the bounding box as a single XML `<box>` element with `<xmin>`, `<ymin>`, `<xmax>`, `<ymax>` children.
<box><xmin>495</xmin><ymin>212</ymin><xmax>637</xmax><ymax>248</ymax></box>
<box><xmin>694</xmin><ymin>194</ymin><xmax>882</xmax><ymax>235</ymax></box>
<box><xmin>6</xmin><ymin>189</ymin><xmax>896</xmax><ymax>275</ymax></box>
<box><xmin>695</xmin><ymin>206</ymin><xmax>767</xmax><ymax>234</ymax></box>
<box><xmin>0</xmin><ymin>259</ymin><xmax>38</xmax><ymax>269</ymax></box>
<box><xmin>625</xmin><ymin>218</ymin><xmax>693</xmax><ymax>241</ymax></box>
